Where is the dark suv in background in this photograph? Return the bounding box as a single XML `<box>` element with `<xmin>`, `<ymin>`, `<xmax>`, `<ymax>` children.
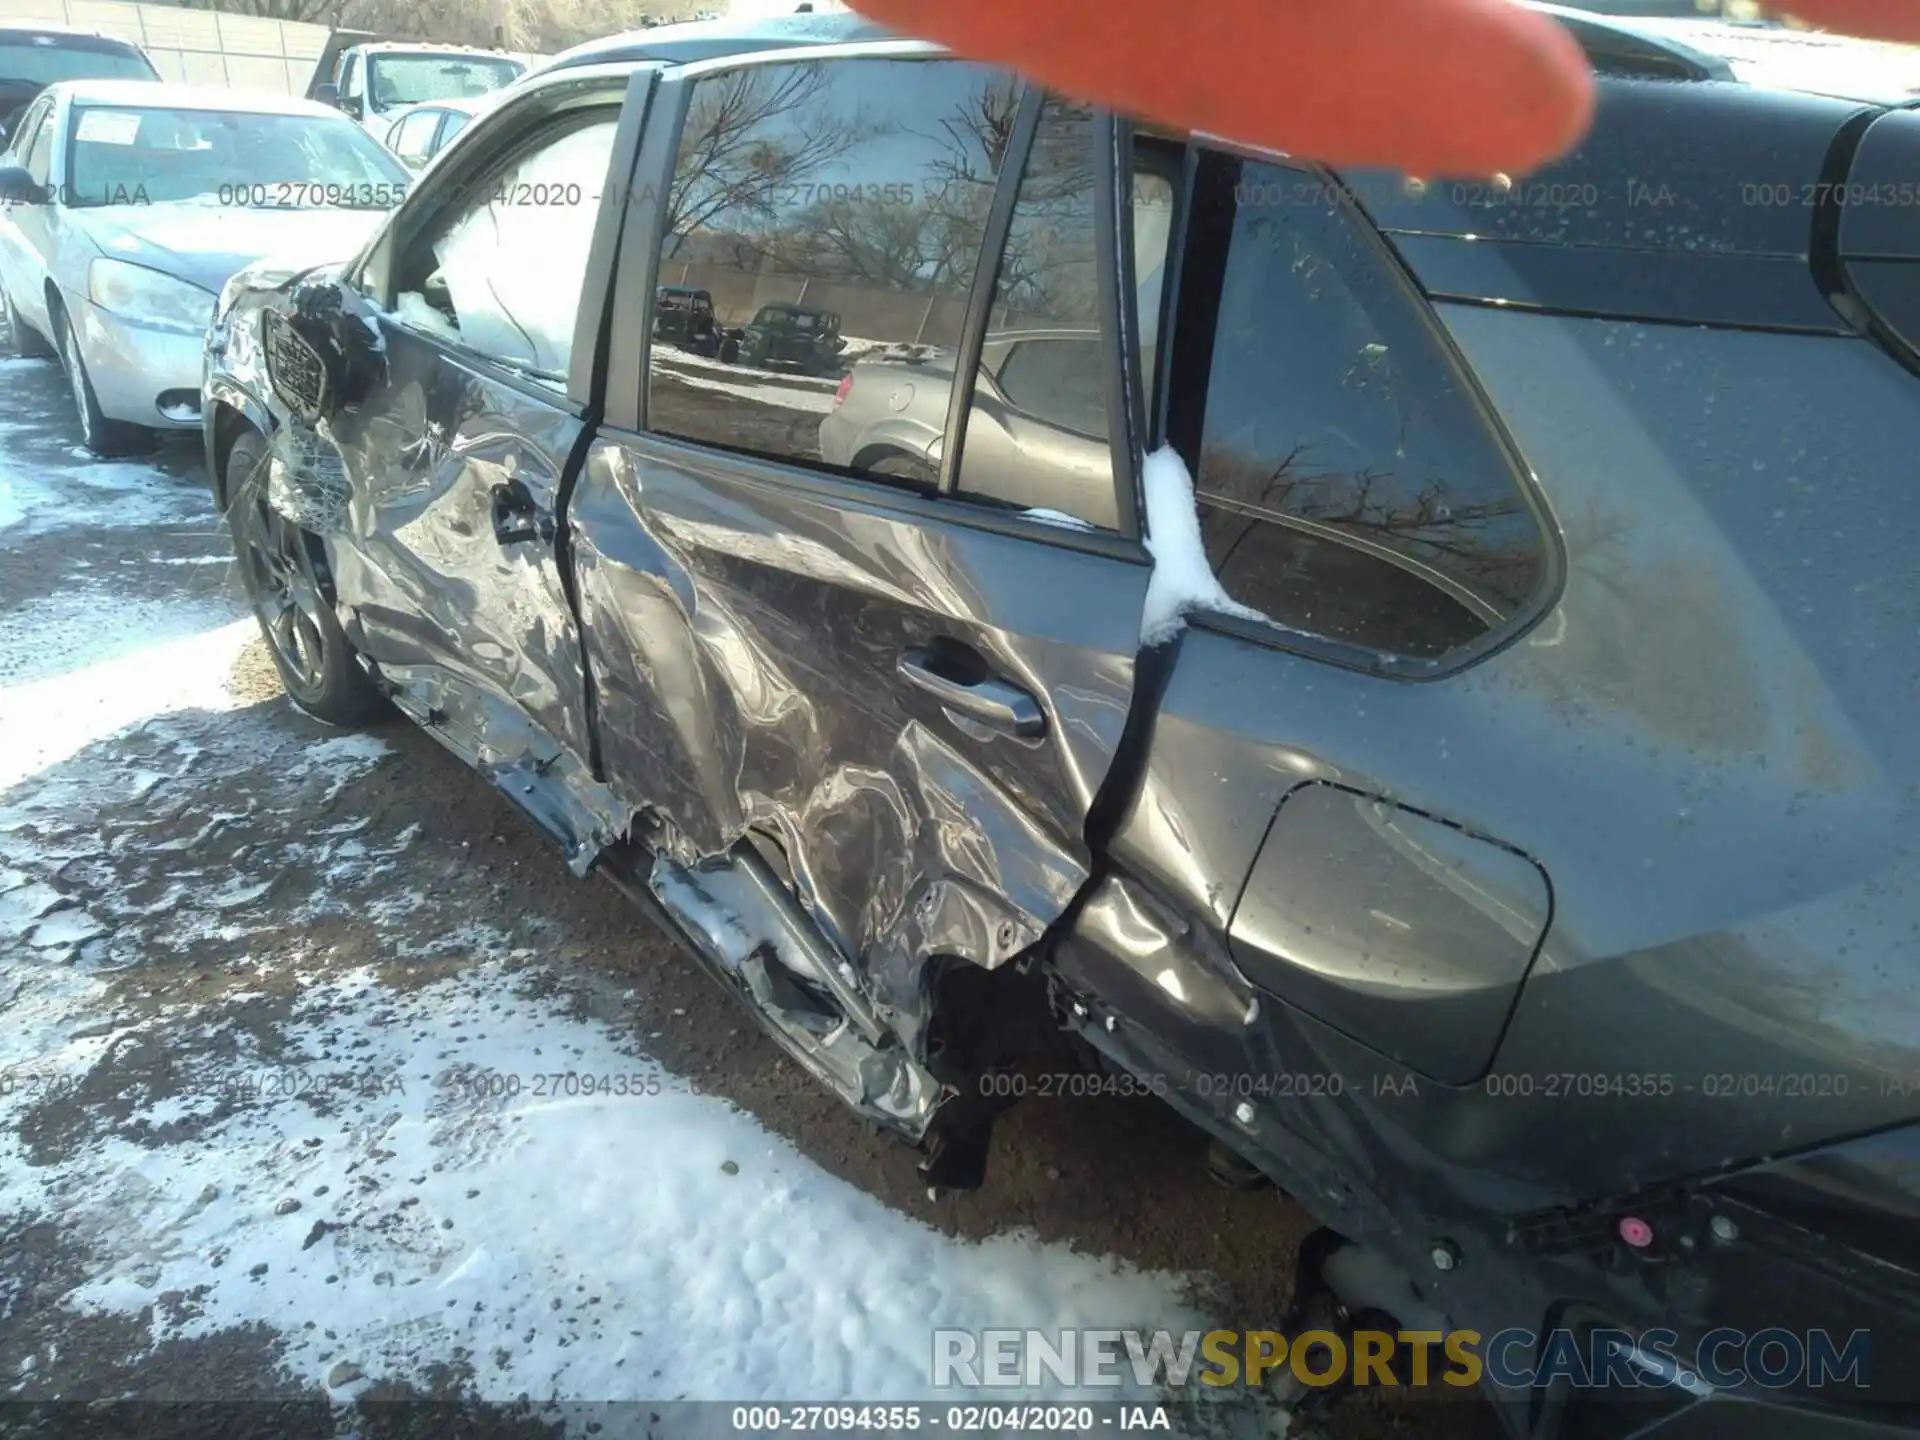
<box><xmin>0</xmin><ymin>27</ymin><xmax>156</xmax><ymax>141</ymax></box>
<box><xmin>204</xmin><ymin>17</ymin><xmax>1920</xmax><ymax>1439</ymax></box>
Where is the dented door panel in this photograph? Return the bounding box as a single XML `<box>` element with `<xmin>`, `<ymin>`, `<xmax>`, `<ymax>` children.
<box><xmin>568</xmin><ymin>433</ymin><xmax>1148</xmax><ymax>1031</ymax></box>
<box><xmin>328</xmin><ymin>321</ymin><xmax>593</xmax><ymax>763</ymax></box>
<box><xmin>258</xmin><ymin>298</ymin><xmax>617</xmax><ymax>870</ymax></box>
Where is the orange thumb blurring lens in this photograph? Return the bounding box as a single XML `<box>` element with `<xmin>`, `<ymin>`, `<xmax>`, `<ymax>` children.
<box><xmin>847</xmin><ymin>0</ymin><xmax>1597</xmax><ymax>177</ymax></box>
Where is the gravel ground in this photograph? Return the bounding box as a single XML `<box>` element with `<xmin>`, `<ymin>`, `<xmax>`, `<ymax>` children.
<box><xmin>0</xmin><ymin>329</ymin><xmax>1496</xmax><ymax>1440</ymax></box>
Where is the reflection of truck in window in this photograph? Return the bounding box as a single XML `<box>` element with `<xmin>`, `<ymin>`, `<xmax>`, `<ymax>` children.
<box><xmin>308</xmin><ymin>40</ymin><xmax>528</xmax><ymax>139</ymax></box>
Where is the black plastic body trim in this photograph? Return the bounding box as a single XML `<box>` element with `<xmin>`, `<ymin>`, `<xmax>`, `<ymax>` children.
<box><xmin>937</xmin><ymin>85</ymin><xmax>1040</xmax><ymax>499</ymax></box>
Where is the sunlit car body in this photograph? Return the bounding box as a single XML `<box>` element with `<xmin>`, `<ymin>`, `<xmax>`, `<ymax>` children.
<box><xmin>0</xmin><ymin>81</ymin><xmax>408</xmax><ymax>455</ymax></box>
<box><xmin>382</xmin><ymin>95</ymin><xmax>489</xmax><ymax>170</ymax></box>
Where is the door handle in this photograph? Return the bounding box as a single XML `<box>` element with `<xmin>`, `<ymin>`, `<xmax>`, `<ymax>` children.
<box><xmin>490</xmin><ymin>479</ymin><xmax>552</xmax><ymax>546</ymax></box>
<box><xmin>897</xmin><ymin>646</ymin><xmax>1045</xmax><ymax>738</ymax></box>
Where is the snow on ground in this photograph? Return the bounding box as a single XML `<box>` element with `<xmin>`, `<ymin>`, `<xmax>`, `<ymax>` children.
<box><xmin>0</xmin><ymin>422</ymin><xmax>204</xmax><ymax>538</ymax></box>
<box><xmin>0</xmin><ymin>419</ymin><xmax>1230</xmax><ymax>1427</ymax></box>
<box><xmin>31</xmin><ymin>960</ymin><xmax>1206</xmax><ymax>1406</ymax></box>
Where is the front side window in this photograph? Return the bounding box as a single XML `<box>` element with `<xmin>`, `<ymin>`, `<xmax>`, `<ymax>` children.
<box><xmin>21</xmin><ymin>104</ymin><xmax>55</xmax><ymax>187</ymax></box>
<box><xmin>65</xmin><ymin>107</ymin><xmax>406</xmax><ymax>207</ymax></box>
<box><xmin>391</xmin><ymin>114</ymin><xmax>618</xmax><ymax>380</ymax></box>
<box><xmin>649</xmin><ymin>57</ymin><xmax>1017</xmax><ymax>488</ymax></box>
<box><xmin>11</xmin><ymin>100</ymin><xmax>52</xmax><ymax>178</ymax></box>
<box><xmin>1182</xmin><ymin>154</ymin><xmax>1547</xmax><ymax>661</ymax></box>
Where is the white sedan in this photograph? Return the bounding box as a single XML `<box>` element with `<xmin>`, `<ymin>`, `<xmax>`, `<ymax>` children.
<box><xmin>0</xmin><ymin>81</ymin><xmax>409</xmax><ymax>455</ymax></box>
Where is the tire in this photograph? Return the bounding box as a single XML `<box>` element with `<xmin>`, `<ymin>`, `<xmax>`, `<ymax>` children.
<box><xmin>718</xmin><ymin>335</ymin><xmax>740</xmax><ymax>364</ymax></box>
<box><xmin>2</xmin><ymin>286</ymin><xmax>54</xmax><ymax>359</ymax></box>
<box><xmin>55</xmin><ymin>305</ymin><xmax>151</xmax><ymax>457</ymax></box>
<box><xmin>225</xmin><ymin>429</ymin><xmax>387</xmax><ymax>726</ymax></box>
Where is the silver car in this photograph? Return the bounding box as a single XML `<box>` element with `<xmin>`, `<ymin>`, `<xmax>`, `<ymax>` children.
<box><xmin>0</xmin><ymin>80</ymin><xmax>408</xmax><ymax>455</ymax></box>
<box><xmin>817</xmin><ymin>327</ymin><xmax>1117</xmax><ymax>527</ymax></box>
<box><xmin>381</xmin><ymin>95</ymin><xmax>490</xmax><ymax>171</ymax></box>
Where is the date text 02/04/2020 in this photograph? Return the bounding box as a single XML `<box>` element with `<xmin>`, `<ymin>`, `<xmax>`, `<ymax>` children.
<box><xmin>728</xmin><ymin>1404</ymin><xmax>1173</xmax><ymax>1433</ymax></box>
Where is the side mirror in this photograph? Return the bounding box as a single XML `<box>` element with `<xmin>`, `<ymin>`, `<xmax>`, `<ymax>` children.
<box><xmin>262</xmin><ymin>275</ymin><xmax>386</xmax><ymax>421</ymax></box>
<box><xmin>341</xmin><ymin>94</ymin><xmax>364</xmax><ymax>119</ymax></box>
<box><xmin>314</xmin><ymin>82</ymin><xmax>341</xmax><ymax>107</ymax></box>
<box><xmin>0</xmin><ymin>165</ymin><xmax>45</xmax><ymax>205</ymax></box>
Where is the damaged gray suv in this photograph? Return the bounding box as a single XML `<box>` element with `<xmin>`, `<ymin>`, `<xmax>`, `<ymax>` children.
<box><xmin>205</xmin><ymin>21</ymin><xmax>1920</xmax><ymax>1439</ymax></box>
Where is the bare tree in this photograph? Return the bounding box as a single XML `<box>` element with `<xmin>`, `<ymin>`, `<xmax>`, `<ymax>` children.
<box><xmin>662</xmin><ymin>63</ymin><xmax>863</xmax><ymax>260</ymax></box>
<box><xmin>174</xmin><ymin>0</ymin><xmax>340</xmax><ymax>23</ymax></box>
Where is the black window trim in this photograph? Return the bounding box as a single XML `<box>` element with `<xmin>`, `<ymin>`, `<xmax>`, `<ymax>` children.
<box><xmin>936</xmin><ymin>83</ymin><xmax>1041</xmax><ymax>500</ymax></box>
<box><xmin>1124</xmin><ymin>124</ymin><xmax>1192</xmax><ymax>460</ymax></box>
<box><xmin>1163</xmin><ymin>144</ymin><xmax>1568</xmax><ymax>683</ymax></box>
<box><xmin>624</xmin><ymin>56</ymin><xmax>1151</xmax><ymax>558</ymax></box>
<box><xmin>1093</xmin><ymin>105</ymin><xmax>1143</xmax><ymax>542</ymax></box>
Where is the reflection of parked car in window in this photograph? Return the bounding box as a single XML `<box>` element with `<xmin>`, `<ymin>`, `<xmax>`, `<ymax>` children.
<box><xmin>382</xmin><ymin>97</ymin><xmax>488</xmax><ymax>170</ymax></box>
<box><xmin>730</xmin><ymin>302</ymin><xmax>844</xmax><ymax>373</ymax></box>
<box><xmin>818</xmin><ymin>329</ymin><xmax>1113</xmax><ymax>518</ymax></box>
<box><xmin>0</xmin><ymin>81</ymin><xmax>407</xmax><ymax>456</ymax></box>
<box><xmin>652</xmin><ymin>284</ymin><xmax>731</xmax><ymax>358</ymax></box>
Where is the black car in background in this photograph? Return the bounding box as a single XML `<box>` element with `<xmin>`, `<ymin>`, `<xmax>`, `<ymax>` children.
<box><xmin>652</xmin><ymin>284</ymin><xmax>727</xmax><ymax>357</ymax></box>
<box><xmin>205</xmin><ymin>17</ymin><xmax>1920</xmax><ymax>1439</ymax></box>
<box><xmin>0</xmin><ymin>27</ymin><xmax>156</xmax><ymax>141</ymax></box>
<box><xmin>733</xmin><ymin>301</ymin><xmax>845</xmax><ymax>374</ymax></box>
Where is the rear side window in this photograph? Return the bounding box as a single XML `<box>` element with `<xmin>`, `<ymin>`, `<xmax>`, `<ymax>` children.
<box><xmin>1178</xmin><ymin>153</ymin><xmax>1547</xmax><ymax>661</ymax></box>
<box><xmin>648</xmin><ymin>57</ymin><xmax>1017</xmax><ymax>490</ymax></box>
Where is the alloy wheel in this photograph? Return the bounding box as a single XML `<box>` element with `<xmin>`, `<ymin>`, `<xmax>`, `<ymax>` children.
<box><xmin>240</xmin><ymin>498</ymin><xmax>329</xmax><ymax>693</ymax></box>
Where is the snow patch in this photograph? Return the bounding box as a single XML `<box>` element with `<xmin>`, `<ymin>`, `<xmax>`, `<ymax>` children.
<box><xmin>0</xmin><ymin>448</ymin><xmax>201</xmax><ymax>537</ymax></box>
<box><xmin>1139</xmin><ymin>446</ymin><xmax>1266</xmax><ymax>646</ymax></box>
<box><xmin>40</xmin><ymin>963</ymin><xmax>1208</xmax><ymax>1405</ymax></box>
<box><xmin>0</xmin><ymin>619</ymin><xmax>255</xmax><ymax>791</ymax></box>
<box><xmin>1020</xmin><ymin>508</ymin><xmax>1096</xmax><ymax>533</ymax></box>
